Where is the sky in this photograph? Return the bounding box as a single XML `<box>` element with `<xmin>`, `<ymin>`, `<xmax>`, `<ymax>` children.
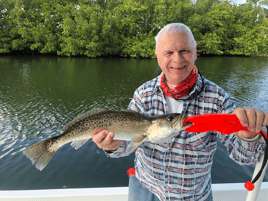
<box><xmin>235</xmin><ymin>0</ymin><xmax>246</xmax><ymax>4</ymax></box>
<box><xmin>233</xmin><ymin>0</ymin><xmax>268</xmax><ymax>9</ymax></box>
<box><xmin>236</xmin><ymin>0</ymin><xmax>268</xmax><ymax>9</ymax></box>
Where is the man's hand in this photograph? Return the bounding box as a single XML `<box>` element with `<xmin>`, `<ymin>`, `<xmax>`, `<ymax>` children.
<box><xmin>234</xmin><ymin>107</ymin><xmax>268</xmax><ymax>139</ymax></box>
<box><xmin>92</xmin><ymin>129</ymin><xmax>121</xmax><ymax>151</ymax></box>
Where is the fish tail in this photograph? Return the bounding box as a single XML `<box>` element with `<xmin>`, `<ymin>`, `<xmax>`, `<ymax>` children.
<box><xmin>23</xmin><ymin>139</ymin><xmax>56</xmax><ymax>171</ymax></box>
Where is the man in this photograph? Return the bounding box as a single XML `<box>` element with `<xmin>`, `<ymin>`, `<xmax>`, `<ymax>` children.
<box><xmin>92</xmin><ymin>23</ymin><xmax>268</xmax><ymax>200</ymax></box>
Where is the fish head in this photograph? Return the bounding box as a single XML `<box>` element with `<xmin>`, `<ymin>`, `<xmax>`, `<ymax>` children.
<box><xmin>147</xmin><ymin>114</ymin><xmax>191</xmax><ymax>141</ymax></box>
<box><xmin>169</xmin><ymin>114</ymin><xmax>192</xmax><ymax>131</ymax></box>
<box><xmin>157</xmin><ymin>113</ymin><xmax>192</xmax><ymax>130</ymax></box>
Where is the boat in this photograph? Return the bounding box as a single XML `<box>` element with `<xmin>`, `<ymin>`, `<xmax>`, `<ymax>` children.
<box><xmin>0</xmin><ymin>182</ymin><xmax>268</xmax><ymax>201</ymax></box>
<box><xmin>1</xmin><ymin>150</ymin><xmax>268</xmax><ymax>201</ymax></box>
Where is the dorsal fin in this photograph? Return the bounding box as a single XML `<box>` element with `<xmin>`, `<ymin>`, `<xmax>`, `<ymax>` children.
<box><xmin>62</xmin><ymin>108</ymin><xmax>109</xmax><ymax>132</ymax></box>
<box><xmin>120</xmin><ymin>109</ymin><xmax>139</xmax><ymax>113</ymax></box>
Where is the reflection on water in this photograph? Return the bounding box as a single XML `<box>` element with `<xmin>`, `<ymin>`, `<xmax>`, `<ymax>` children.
<box><xmin>196</xmin><ymin>56</ymin><xmax>268</xmax><ymax>109</ymax></box>
<box><xmin>0</xmin><ymin>56</ymin><xmax>267</xmax><ymax>190</ymax></box>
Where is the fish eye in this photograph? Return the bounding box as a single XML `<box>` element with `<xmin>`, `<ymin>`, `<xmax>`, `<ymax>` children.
<box><xmin>167</xmin><ymin>116</ymin><xmax>174</xmax><ymax>121</ymax></box>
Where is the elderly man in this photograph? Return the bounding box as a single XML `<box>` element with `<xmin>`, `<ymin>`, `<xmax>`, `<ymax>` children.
<box><xmin>92</xmin><ymin>23</ymin><xmax>268</xmax><ymax>201</ymax></box>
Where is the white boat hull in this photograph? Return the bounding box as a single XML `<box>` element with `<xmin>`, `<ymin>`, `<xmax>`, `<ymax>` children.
<box><xmin>1</xmin><ymin>182</ymin><xmax>268</xmax><ymax>201</ymax></box>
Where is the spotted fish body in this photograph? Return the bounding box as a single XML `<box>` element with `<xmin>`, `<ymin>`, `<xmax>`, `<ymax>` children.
<box><xmin>23</xmin><ymin>108</ymin><xmax>189</xmax><ymax>171</ymax></box>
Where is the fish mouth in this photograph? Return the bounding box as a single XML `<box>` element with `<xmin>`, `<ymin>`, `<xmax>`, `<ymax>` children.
<box><xmin>171</xmin><ymin>116</ymin><xmax>184</xmax><ymax>129</ymax></box>
<box><xmin>182</xmin><ymin>122</ymin><xmax>193</xmax><ymax>130</ymax></box>
<box><xmin>171</xmin><ymin>115</ymin><xmax>192</xmax><ymax>130</ymax></box>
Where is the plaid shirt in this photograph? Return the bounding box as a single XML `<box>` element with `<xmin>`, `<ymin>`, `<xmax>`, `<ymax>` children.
<box><xmin>107</xmin><ymin>74</ymin><xmax>266</xmax><ymax>201</ymax></box>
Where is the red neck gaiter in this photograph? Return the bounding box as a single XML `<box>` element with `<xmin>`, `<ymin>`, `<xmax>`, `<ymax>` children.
<box><xmin>160</xmin><ymin>64</ymin><xmax>198</xmax><ymax>99</ymax></box>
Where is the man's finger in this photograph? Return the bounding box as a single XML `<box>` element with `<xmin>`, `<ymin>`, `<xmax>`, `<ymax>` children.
<box><xmin>92</xmin><ymin>130</ymin><xmax>109</xmax><ymax>144</ymax></box>
<box><xmin>92</xmin><ymin>130</ymin><xmax>120</xmax><ymax>150</ymax></box>
<box><xmin>245</xmin><ymin>108</ymin><xmax>256</xmax><ymax>132</ymax></box>
<box><xmin>101</xmin><ymin>132</ymin><xmax>115</xmax><ymax>145</ymax></box>
<box><xmin>102</xmin><ymin>132</ymin><xmax>121</xmax><ymax>150</ymax></box>
<box><xmin>255</xmin><ymin>110</ymin><xmax>265</xmax><ymax>133</ymax></box>
<box><xmin>234</xmin><ymin>108</ymin><xmax>249</xmax><ymax>127</ymax></box>
<box><xmin>262</xmin><ymin>112</ymin><xmax>268</xmax><ymax>127</ymax></box>
<box><xmin>107</xmin><ymin>132</ymin><xmax>115</xmax><ymax>142</ymax></box>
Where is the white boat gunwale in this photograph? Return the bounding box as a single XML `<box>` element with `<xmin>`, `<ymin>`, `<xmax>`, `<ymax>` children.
<box><xmin>1</xmin><ymin>182</ymin><xmax>268</xmax><ymax>201</ymax></box>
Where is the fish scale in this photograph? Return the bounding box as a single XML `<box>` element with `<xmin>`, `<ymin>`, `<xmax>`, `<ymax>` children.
<box><xmin>23</xmin><ymin>108</ymin><xmax>190</xmax><ymax>171</ymax></box>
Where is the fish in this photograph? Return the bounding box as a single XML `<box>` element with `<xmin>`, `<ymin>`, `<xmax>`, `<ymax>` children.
<box><xmin>23</xmin><ymin>108</ymin><xmax>190</xmax><ymax>171</ymax></box>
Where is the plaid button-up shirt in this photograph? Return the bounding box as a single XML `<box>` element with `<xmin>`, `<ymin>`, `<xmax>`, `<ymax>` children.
<box><xmin>107</xmin><ymin>74</ymin><xmax>265</xmax><ymax>201</ymax></box>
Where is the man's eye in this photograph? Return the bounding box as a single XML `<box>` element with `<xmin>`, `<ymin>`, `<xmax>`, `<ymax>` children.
<box><xmin>180</xmin><ymin>49</ymin><xmax>189</xmax><ymax>54</ymax></box>
<box><xmin>165</xmin><ymin>52</ymin><xmax>173</xmax><ymax>56</ymax></box>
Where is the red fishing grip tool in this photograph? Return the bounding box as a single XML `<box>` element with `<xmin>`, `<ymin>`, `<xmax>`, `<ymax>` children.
<box><xmin>183</xmin><ymin>114</ymin><xmax>266</xmax><ymax>137</ymax></box>
<box><xmin>182</xmin><ymin>113</ymin><xmax>268</xmax><ymax>191</ymax></box>
<box><xmin>127</xmin><ymin>168</ymin><xmax>136</xmax><ymax>177</ymax></box>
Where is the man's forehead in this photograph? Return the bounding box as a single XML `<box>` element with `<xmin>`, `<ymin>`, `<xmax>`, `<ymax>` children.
<box><xmin>158</xmin><ymin>29</ymin><xmax>189</xmax><ymax>42</ymax></box>
<box><xmin>157</xmin><ymin>31</ymin><xmax>190</xmax><ymax>48</ymax></box>
<box><xmin>156</xmin><ymin>28</ymin><xmax>194</xmax><ymax>51</ymax></box>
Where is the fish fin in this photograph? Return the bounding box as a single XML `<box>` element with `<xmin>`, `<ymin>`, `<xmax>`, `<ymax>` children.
<box><xmin>23</xmin><ymin>138</ymin><xmax>56</xmax><ymax>171</ymax></box>
<box><xmin>120</xmin><ymin>109</ymin><xmax>150</xmax><ymax>118</ymax></box>
<box><xmin>62</xmin><ymin>108</ymin><xmax>109</xmax><ymax>132</ymax></box>
<box><xmin>120</xmin><ymin>109</ymin><xmax>139</xmax><ymax>113</ymax></box>
<box><xmin>131</xmin><ymin>134</ymin><xmax>147</xmax><ymax>143</ymax></box>
<box><xmin>126</xmin><ymin>141</ymin><xmax>143</xmax><ymax>153</ymax></box>
<box><xmin>126</xmin><ymin>136</ymin><xmax>148</xmax><ymax>153</ymax></box>
<box><xmin>88</xmin><ymin>108</ymin><xmax>110</xmax><ymax>114</ymax></box>
<box><xmin>70</xmin><ymin>139</ymin><xmax>89</xmax><ymax>150</ymax></box>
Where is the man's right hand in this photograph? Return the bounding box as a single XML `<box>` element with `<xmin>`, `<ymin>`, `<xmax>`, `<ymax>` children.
<box><xmin>92</xmin><ymin>129</ymin><xmax>121</xmax><ymax>151</ymax></box>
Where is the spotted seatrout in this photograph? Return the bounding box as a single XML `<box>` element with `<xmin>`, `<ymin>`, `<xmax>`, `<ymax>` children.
<box><xmin>23</xmin><ymin>108</ymin><xmax>190</xmax><ymax>171</ymax></box>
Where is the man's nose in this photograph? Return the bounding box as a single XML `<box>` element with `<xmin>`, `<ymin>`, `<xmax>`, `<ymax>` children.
<box><xmin>172</xmin><ymin>51</ymin><xmax>183</xmax><ymax>62</ymax></box>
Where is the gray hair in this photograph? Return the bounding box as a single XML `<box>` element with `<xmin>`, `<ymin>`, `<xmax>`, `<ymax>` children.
<box><xmin>155</xmin><ymin>23</ymin><xmax>197</xmax><ymax>51</ymax></box>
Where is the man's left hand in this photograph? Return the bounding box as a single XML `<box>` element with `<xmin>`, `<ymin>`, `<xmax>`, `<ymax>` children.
<box><xmin>234</xmin><ymin>107</ymin><xmax>268</xmax><ymax>139</ymax></box>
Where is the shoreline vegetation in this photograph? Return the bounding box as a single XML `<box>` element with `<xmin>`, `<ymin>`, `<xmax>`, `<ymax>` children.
<box><xmin>0</xmin><ymin>0</ymin><xmax>267</xmax><ymax>58</ymax></box>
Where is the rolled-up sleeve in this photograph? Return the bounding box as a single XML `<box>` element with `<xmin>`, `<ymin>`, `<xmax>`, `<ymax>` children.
<box><xmin>217</xmin><ymin>90</ymin><xmax>266</xmax><ymax>165</ymax></box>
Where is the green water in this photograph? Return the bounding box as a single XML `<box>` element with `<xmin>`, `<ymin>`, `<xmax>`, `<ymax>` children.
<box><xmin>0</xmin><ymin>55</ymin><xmax>267</xmax><ymax>190</ymax></box>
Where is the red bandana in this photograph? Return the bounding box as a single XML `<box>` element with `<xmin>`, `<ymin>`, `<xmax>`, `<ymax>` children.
<box><xmin>160</xmin><ymin>64</ymin><xmax>198</xmax><ymax>99</ymax></box>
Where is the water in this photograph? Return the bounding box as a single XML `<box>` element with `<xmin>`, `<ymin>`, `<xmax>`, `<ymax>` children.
<box><xmin>0</xmin><ymin>55</ymin><xmax>267</xmax><ymax>190</ymax></box>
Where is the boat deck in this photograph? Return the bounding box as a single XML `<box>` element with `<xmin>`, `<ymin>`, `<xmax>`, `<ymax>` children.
<box><xmin>1</xmin><ymin>182</ymin><xmax>268</xmax><ymax>201</ymax></box>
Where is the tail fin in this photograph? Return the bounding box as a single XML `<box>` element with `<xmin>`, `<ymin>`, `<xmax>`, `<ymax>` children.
<box><xmin>23</xmin><ymin>139</ymin><xmax>56</xmax><ymax>171</ymax></box>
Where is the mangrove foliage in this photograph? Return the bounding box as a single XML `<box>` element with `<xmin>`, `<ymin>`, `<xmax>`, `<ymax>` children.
<box><xmin>0</xmin><ymin>0</ymin><xmax>267</xmax><ymax>57</ymax></box>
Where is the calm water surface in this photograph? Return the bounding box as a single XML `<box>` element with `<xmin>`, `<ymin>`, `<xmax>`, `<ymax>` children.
<box><xmin>0</xmin><ymin>56</ymin><xmax>267</xmax><ymax>190</ymax></box>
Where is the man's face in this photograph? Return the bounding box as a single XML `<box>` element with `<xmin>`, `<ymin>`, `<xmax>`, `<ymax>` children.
<box><xmin>155</xmin><ymin>31</ymin><xmax>197</xmax><ymax>85</ymax></box>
